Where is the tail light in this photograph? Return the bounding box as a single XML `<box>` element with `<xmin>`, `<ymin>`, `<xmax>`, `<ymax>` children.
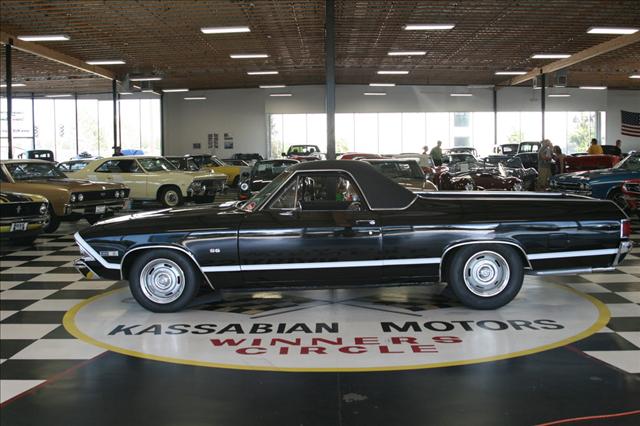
<box><xmin>621</xmin><ymin>219</ymin><xmax>631</xmax><ymax>238</ymax></box>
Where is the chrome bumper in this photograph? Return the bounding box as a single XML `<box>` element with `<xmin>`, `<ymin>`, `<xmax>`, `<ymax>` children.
<box><xmin>74</xmin><ymin>258</ymin><xmax>100</xmax><ymax>280</ymax></box>
<box><xmin>64</xmin><ymin>200</ymin><xmax>127</xmax><ymax>215</ymax></box>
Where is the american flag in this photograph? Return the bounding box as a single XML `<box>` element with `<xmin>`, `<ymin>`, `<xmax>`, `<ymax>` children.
<box><xmin>621</xmin><ymin>110</ymin><xmax>640</xmax><ymax>137</ymax></box>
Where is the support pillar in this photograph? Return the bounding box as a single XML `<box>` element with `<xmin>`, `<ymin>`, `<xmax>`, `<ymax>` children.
<box><xmin>325</xmin><ymin>0</ymin><xmax>336</xmax><ymax>160</ymax></box>
<box><xmin>5</xmin><ymin>42</ymin><xmax>13</xmax><ymax>158</ymax></box>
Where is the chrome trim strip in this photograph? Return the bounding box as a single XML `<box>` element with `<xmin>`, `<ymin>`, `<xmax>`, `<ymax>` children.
<box><xmin>527</xmin><ymin>267</ymin><xmax>615</xmax><ymax>276</ymax></box>
<box><xmin>74</xmin><ymin>232</ymin><xmax>120</xmax><ymax>270</ymax></box>
<box><xmin>527</xmin><ymin>248</ymin><xmax>618</xmax><ymax>260</ymax></box>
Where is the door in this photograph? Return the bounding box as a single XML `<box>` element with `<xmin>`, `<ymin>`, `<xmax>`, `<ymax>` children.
<box><xmin>239</xmin><ymin>172</ymin><xmax>383</xmax><ymax>286</ymax></box>
<box><xmin>91</xmin><ymin>160</ymin><xmax>149</xmax><ymax>199</ymax></box>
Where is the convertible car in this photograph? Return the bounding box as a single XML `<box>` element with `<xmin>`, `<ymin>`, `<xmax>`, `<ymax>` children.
<box><xmin>74</xmin><ymin>160</ymin><xmax>632</xmax><ymax>313</ymax></box>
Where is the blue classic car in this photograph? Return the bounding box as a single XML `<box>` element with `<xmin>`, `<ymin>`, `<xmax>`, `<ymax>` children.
<box><xmin>550</xmin><ymin>151</ymin><xmax>640</xmax><ymax>209</ymax></box>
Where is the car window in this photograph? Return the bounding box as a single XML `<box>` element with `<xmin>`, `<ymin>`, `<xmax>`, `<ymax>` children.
<box><xmin>269</xmin><ymin>173</ymin><xmax>364</xmax><ymax>212</ymax></box>
<box><xmin>95</xmin><ymin>160</ymin><xmax>143</xmax><ymax>173</ymax></box>
<box><xmin>71</xmin><ymin>161</ymin><xmax>89</xmax><ymax>171</ymax></box>
<box><xmin>614</xmin><ymin>155</ymin><xmax>640</xmax><ymax>171</ymax></box>
<box><xmin>5</xmin><ymin>162</ymin><xmax>67</xmax><ymax>180</ymax></box>
<box><xmin>138</xmin><ymin>158</ymin><xmax>176</xmax><ymax>172</ymax></box>
<box><xmin>57</xmin><ymin>163</ymin><xmax>71</xmax><ymax>172</ymax></box>
<box><xmin>254</xmin><ymin>162</ymin><xmax>291</xmax><ymax>180</ymax></box>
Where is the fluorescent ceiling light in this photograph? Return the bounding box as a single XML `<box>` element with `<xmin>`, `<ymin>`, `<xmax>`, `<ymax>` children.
<box><xmin>201</xmin><ymin>26</ymin><xmax>251</xmax><ymax>34</ymax></box>
<box><xmin>548</xmin><ymin>94</ymin><xmax>571</xmax><ymax>97</ymax></box>
<box><xmin>579</xmin><ymin>86</ymin><xmax>607</xmax><ymax>90</ymax></box>
<box><xmin>45</xmin><ymin>94</ymin><xmax>72</xmax><ymax>98</ymax></box>
<box><xmin>130</xmin><ymin>76</ymin><xmax>162</xmax><ymax>81</ymax></box>
<box><xmin>629</xmin><ymin>75</ymin><xmax>640</xmax><ymax>79</ymax></box>
<box><xmin>404</xmin><ymin>24</ymin><xmax>455</xmax><ymax>30</ymax></box>
<box><xmin>230</xmin><ymin>53</ymin><xmax>269</xmax><ymax>59</ymax></box>
<box><xmin>377</xmin><ymin>70</ymin><xmax>409</xmax><ymax>75</ymax></box>
<box><xmin>270</xmin><ymin>93</ymin><xmax>292</xmax><ymax>97</ymax></box>
<box><xmin>162</xmin><ymin>88</ymin><xmax>189</xmax><ymax>92</ymax></box>
<box><xmin>17</xmin><ymin>34</ymin><xmax>69</xmax><ymax>41</ymax></box>
<box><xmin>467</xmin><ymin>84</ymin><xmax>494</xmax><ymax>89</ymax></box>
<box><xmin>587</xmin><ymin>27</ymin><xmax>638</xmax><ymax>35</ymax></box>
<box><xmin>370</xmin><ymin>83</ymin><xmax>396</xmax><ymax>87</ymax></box>
<box><xmin>86</xmin><ymin>60</ymin><xmax>125</xmax><ymax>65</ymax></box>
<box><xmin>259</xmin><ymin>85</ymin><xmax>286</xmax><ymax>88</ymax></box>
<box><xmin>364</xmin><ymin>92</ymin><xmax>386</xmax><ymax>96</ymax></box>
<box><xmin>120</xmin><ymin>92</ymin><xmax>133</xmax><ymax>95</ymax></box>
<box><xmin>0</xmin><ymin>83</ymin><xmax>26</xmax><ymax>88</ymax></box>
<box><xmin>184</xmin><ymin>97</ymin><xmax>207</xmax><ymax>100</ymax></box>
<box><xmin>388</xmin><ymin>51</ymin><xmax>426</xmax><ymax>56</ymax></box>
<box><xmin>495</xmin><ymin>71</ymin><xmax>527</xmax><ymax>75</ymax></box>
<box><xmin>247</xmin><ymin>71</ymin><xmax>278</xmax><ymax>75</ymax></box>
<box><xmin>531</xmin><ymin>54</ymin><xmax>571</xmax><ymax>59</ymax></box>
<box><xmin>142</xmin><ymin>89</ymin><xmax>160</xmax><ymax>95</ymax></box>
<box><xmin>450</xmin><ymin>93</ymin><xmax>472</xmax><ymax>97</ymax></box>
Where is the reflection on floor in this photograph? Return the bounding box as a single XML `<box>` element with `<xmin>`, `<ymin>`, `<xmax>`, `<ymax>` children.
<box><xmin>0</xmin><ymin>209</ymin><xmax>639</xmax><ymax>425</ymax></box>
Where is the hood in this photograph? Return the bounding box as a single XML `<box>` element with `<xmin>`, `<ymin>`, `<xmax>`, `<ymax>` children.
<box><xmin>0</xmin><ymin>191</ymin><xmax>47</xmax><ymax>203</ymax></box>
<box><xmin>554</xmin><ymin>168</ymin><xmax>619</xmax><ymax>182</ymax></box>
<box><xmin>21</xmin><ymin>178</ymin><xmax>125</xmax><ymax>191</ymax></box>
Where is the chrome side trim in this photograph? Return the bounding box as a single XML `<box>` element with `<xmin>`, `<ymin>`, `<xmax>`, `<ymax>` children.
<box><xmin>527</xmin><ymin>248</ymin><xmax>618</xmax><ymax>260</ymax></box>
<box><xmin>74</xmin><ymin>232</ymin><xmax>120</xmax><ymax>270</ymax></box>
<box><xmin>527</xmin><ymin>267</ymin><xmax>615</xmax><ymax>276</ymax></box>
<box><xmin>120</xmin><ymin>245</ymin><xmax>215</xmax><ymax>290</ymax></box>
<box><xmin>439</xmin><ymin>240</ymin><xmax>531</xmax><ymax>282</ymax></box>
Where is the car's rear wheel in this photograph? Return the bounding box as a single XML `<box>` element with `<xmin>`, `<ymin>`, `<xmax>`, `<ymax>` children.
<box><xmin>159</xmin><ymin>186</ymin><xmax>183</xmax><ymax>208</ymax></box>
<box><xmin>42</xmin><ymin>206</ymin><xmax>61</xmax><ymax>233</ymax></box>
<box><xmin>128</xmin><ymin>249</ymin><xmax>200</xmax><ymax>312</ymax></box>
<box><xmin>446</xmin><ymin>244</ymin><xmax>524</xmax><ymax>309</ymax></box>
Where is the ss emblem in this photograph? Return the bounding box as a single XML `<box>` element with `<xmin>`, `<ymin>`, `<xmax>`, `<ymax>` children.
<box><xmin>209</xmin><ymin>248</ymin><xmax>221</xmax><ymax>254</ymax></box>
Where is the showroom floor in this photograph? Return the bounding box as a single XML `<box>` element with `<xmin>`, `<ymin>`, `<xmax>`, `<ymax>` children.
<box><xmin>1</xmin><ymin>198</ymin><xmax>639</xmax><ymax>425</ymax></box>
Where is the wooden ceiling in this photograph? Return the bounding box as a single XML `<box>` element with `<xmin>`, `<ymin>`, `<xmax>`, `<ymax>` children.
<box><xmin>0</xmin><ymin>0</ymin><xmax>639</xmax><ymax>94</ymax></box>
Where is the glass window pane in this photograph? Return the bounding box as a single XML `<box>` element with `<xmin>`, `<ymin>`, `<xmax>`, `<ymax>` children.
<box><xmin>77</xmin><ymin>99</ymin><xmax>100</xmax><ymax>157</ymax></box>
<box><xmin>54</xmin><ymin>99</ymin><xmax>77</xmax><ymax>161</ymax></box>
<box><xmin>378</xmin><ymin>113</ymin><xmax>401</xmax><ymax>154</ymax></box>
<box><xmin>426</xmin><ymin>113</ymin><xmax>450</xmax><ymax>150</ymax></box>
<box><xmin>282</xmin><ymin>114</ymin><xmax>307</xmax><ymax>149</ymax></box>
<box><xmin>401</xmin><ymin>113</ymin><xmax>425</xmax><ymax>153</ymax></box>
<box><xmin>354</xmin><ymin>113</ymin><xmax>378</xmax><ymax>153</ymax></box>
<box><xmin>34</xmin><ymin>99</ymin><xmax>56</xmax><ymax>157</ymax></box>
<box><xmin>567</xmin><ymin>111</ymin><xmax>596</xmax><ymax>153</ymax></box>
<box><xmin>544</xmin><ymin>112</ymin><xmax>567</xmax><ymax>154</ymax></box>
<box><xmin>336</xmin><ymin>113</ymin><xmax>354</xmax><ymax>154</ymax></box>
<box><xmin>497</xmin><ymin>112</ymin><xmax>521</xmax><ymax>144</ymax></box>
<box><xmin>472</xmin><ymin>112</ymin><xmax>495</xmax><ymax>157</ymax></box>
<box><xmin>520</xmin><ymin>112</ymin><xmax>542</xmax><ymax>141</ymax></box>
<box><xmin>270</xmin><ymin>114</ymin><xmax>284</xmax><ymax>158</ymax></box>
<box><xmin>306</xmin><ymin>114</ymin><xmax>327</xmax><ymax>153</ymax></box>
<box><xmin>140</xmin><ymin>99</ymin><xmax>161</xmax><ymax>155</ymax></box>
<box><xmin>120</xmin><ymin>99</ymin><xmax>141</xmax><ymax>151</ymax></box>
<box><xmin>98</xmin><ymin>100</ymin><xmax>114</xmax><ymax>157</ymax></box>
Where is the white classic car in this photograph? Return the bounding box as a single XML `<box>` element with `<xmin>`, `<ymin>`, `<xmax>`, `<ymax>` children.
<box><xmin>72</xmin><ymin>156</ymin><xmax>227</xmax><ymax>207</ymax></box>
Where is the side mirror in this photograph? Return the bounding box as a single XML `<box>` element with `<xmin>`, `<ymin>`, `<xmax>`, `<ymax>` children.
<box><xmin>281</xmin><ymin>153</ymin><xmax>287</xmax><ymax>157</ymax></box>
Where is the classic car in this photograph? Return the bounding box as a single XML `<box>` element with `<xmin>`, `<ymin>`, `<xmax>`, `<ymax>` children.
<box><xmin>282</xmin><ymin>144</ymin><xmax>325</xmax><ymax>161</ymax></box>
<box><xmin>72</xmin><ymin>156</ymin><xmax>226</xmax><ymax>207</ymax></box>
<box><xmin>189</xmin><ymin>155</ymin><xmax>251</xmax><ymax>187</ymax></box>
<box><xmin>550</xmin><ymin>151</ymin><xmax>640</xmax><ymax>210</ymax></box>
<box><xmin>57</xmin><ymin>159</ymin><xmax>93</xmax><ymax>174</ymax></box>
<box><xmin>493</xmin><ymin>143</ymin><xmax>519</xmax><ymax>156</ymax></box>
<box><xmin>338</xmin><ymin>152</ymin><xmax>384</xmax><ymax>160</ymax></box>
<box><xmin>74</xmin><ymin>160</ymin><xmax>632</xmax><ymax>313</ymax></box>
<box><xmin>1</xmin><ymin>160</ymin><xmax>129</xmax><ymax>232</ymax></box>
<box><xmin>165</xmin><ymin>156</ymin><xmax>202</xmax><ymax>172</ymax></box>
<box><xmin>17</xmin><ymin>149</ymin><xmax>55</xmax><ymax>162</ymax></box>
<box><xmin>564</xmin><ymin>154</ymin><xmax>620</xmax><ymax>173</ymax></box>
<box><xmin>446</xmin><ymin>147</ymin><xmax>478</xmax><ymax>157</ymax></box>
<box><xmin>481</xmin><ymin>157</ymin><xmax>538</xmax><ymax>191</ymax></box>
<box><xmin>361</xmin><ymin>159</ymin><xmax>437</xmax><ymax>192</ymax></box>
<box><xmin>517</xmin><ymin>141</ymin><xmax>541</xmax><ymax>154</ymax></box>
<box><xmin>622</xmin><ymin>179</ymin><xmax>639</xmax><ymax>215</ymax></box>
<box><xmin>0</xmin><ymin>191</ymin><xmax>49</xmax><ymax>245</ymax></box>
<box><xmin>238</xmin><ymin>159</ymin><xmax>299</xmax><ymax>200</ymax></box>
<box><xmin>222</xmin><ymin>159</ymin><xmax>251</xmax><ymax>167</ymax></box>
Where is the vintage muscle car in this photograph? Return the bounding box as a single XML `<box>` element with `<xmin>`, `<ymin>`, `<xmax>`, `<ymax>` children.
<box><xmin>73</xmin><ymin>156</ymin><xmax>226</xmax><ymax>207</ymax></box>
<box><xmin>622</xmin><ymin>179</ymin><xmax>639</xmax><ymax>216</ymax></box>
<box><xmin>166</xmin><ymin>156</ymin><xmax>203</xmax><ymax>172</ymax></box>
<box><xmin>362</xmin><ymin>159</ymin><xmax>437</xmax><ymax>192</ymax></box>
<box><xmin>1</xmin><ymin>160</ymin><xmax>129</xmax><ymax>232</ymax></box>
<box><xmin>74</xmin><ymin>160</ymin><xmax>632</xmax><ymax>313</ymax></box>
<box><xmin>189</xmin><ymin>155</ymin><xmax>251</xmax><ymax>187</ymax></box>
<box><xmin>238</xmin><ymin>159</ymin><xmax>299</xmax><ymax>200</ymax></box>
<box><xmin>550</xmin><ymin>151</ymin><xmax>640</xmax><ymax>210</ymax></box>
<box><xmin>283</xmin><ymin>144</ymin><xmax>325</xmax><ymax>161</ymax></box>
<box><xmin>564</xmin><ymin>154</ymin><xmax>620</xmax><ymax>173</ymax></box>
<box><xmin>0</xmin><ymin>191</ymin><xmax>49</xmax><ymax>245</ymax></box>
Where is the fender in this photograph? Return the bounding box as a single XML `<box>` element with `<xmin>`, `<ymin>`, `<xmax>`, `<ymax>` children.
<box><xmin>439</xmin><ymin>240</ymin><xmax>531</xmax><ymax>281</ymax></box>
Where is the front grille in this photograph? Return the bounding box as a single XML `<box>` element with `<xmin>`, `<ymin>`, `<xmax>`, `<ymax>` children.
<box><xmin>75</xmin><ymin>189</ymin><xmax>128</xmax><ymax>202</ymax></box>
<box><xmin>0</xmin><ymin>202</ymin><xmax>44</xmax><ymax>217</ymax></box>
<box><xmin>556</xmin><ymin>182</ymin><xmax>582</xmax><ymax>191</ymax></box>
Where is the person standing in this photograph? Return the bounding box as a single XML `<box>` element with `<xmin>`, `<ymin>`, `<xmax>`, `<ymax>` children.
<box><xmin>536</xmin><ymin>139</ymin><xmax>553</xmax><ymax>190</ymax></box>
<box><xmin>430</xmin><ymin>141</ymin><xmax>443</xmax><ymax>166</ymax></box>
<box><xmin>418</xmin><ymin>145</ymin><xmax>430</xmax><ymax>168</ymax></box>
<box><xmin>113</xmin><ymin>146</ymin><xmax>124</xmax><ymax>156</ymax></box>
<box><xmin>587</xmin><ymin>138</ymin><xmax>603</xmax><ymax>155</ymax></box>
<box><xmin>552</xmin><ymin>145</ymin><xmax>566</xmax><ymax>175</ymax></box>
<box><xmin>612</xmin><ymin>139</ymin><xmax>622</xmax><ymax>156</ymax></box>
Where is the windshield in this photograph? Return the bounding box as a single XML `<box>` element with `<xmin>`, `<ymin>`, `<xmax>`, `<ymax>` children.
<box><xmin>5</xmin><ymin>162</ymin><xmax>67</xmax><ymax>180</ymax></box>
<box><xmin>253</xmin><ymin>161</ymin><xmax>294</xmax><ymax>180</ymax></box>
<box><xmin>368</xmin><ymin>161</ymin><xmax>423</xmax><ymax>179</ymax></box>
<box><xmin>287</xmin><ymin>145</ymin><xmax>320</xmax><ymax>155</ymax></box>
<box><xmin>613</xmin><ymin>154</ymin><xmax>640</xmax><ymax>171</ymax></box>
<box><xmin>241</xmin><ymin>171</ymin><xmax>292</xmax><ymax>212</ymax></box>
<box><xmin>138</xmin><ymin>157</ymin><xmax>177</xmax><ymax>172</ymax></box>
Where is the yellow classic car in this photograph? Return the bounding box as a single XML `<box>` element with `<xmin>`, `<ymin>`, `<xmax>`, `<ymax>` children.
<box><xmin>72</xmin><ymin>156</ymin><xmax>227</xmax><ymax>207</ymax></box>
<box><xmin>0</xmin><ymin>191</ymin><xmax>49</xmax><ymax>245</ymax></box>
<box><xmin>1</xmin><ymin>160</ymin><xmax>130</xmax><ymax>233</ymax></box>
<box><xmin>190</xmin><ymin>155</ymin><xmax>251</xmax><ymax>187</ymax></box>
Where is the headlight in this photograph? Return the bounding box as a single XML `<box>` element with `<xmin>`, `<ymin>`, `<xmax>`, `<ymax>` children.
<box><xmin>114</xmin><ymin>191</ymin><xmax>120</xmax><ymax>198</ymax></box>
<box><xmin>512</xmin><ymin>183</ymin><xmax>523</xmax><ymax>191</ymax></box>
<box><xmin>77</xmin><ymin>193</ymin><xmax>84</xmax><ymax>202</ymax></box>
<box><xmin>39</xmin><ymin>203</ymin><xmax>48</xmax><ymax>215</ymax></box>
<box><xmin>464</xmin><ymin>182</ymin><xmax>474</xmax><ymax>191</ymax></box>
<box><xmin>240</xmin><ymin>182</ymin><xmax>249</xmax><ymax>191</ymax></box>
<box><xmin>120</xmin><ymin>190</ymin><xmax>126</xmax><ymax>198</ymax></box>
<box><xmin>70</xmin><ymin>194</ymin><xmax>77</xmax><ymax>202</ymax></box>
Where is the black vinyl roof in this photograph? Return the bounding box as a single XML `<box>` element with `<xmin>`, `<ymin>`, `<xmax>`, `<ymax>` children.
<box><xmin>289</xmin><ymin>160</ymin><xmax>417</xmax><ymax>210</ymax></box>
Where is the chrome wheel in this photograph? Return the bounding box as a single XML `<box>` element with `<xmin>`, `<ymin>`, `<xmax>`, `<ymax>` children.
<box><xmin>164</xmin><ymin>190</ymin><xmax>180</xmax><ymax>207</ymax></box>
<box><xmin>512</xmin><ymin>182</ymin><xmax>523</xmax><ymax>191</ymax></box>
<box><xmin>463</xmin><ymin>250</ymin><xmax>510</xmax><ymax>297</ymax></box>
<box><xmin>139</xmin><ymin>258</ymin><xmax>186</xmax><ymax>304</ymax></box>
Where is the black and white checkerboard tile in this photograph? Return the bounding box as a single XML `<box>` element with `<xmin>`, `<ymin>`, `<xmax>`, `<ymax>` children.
<box><xmin>1</xmin><ymin>213</ymin><xmax>639</xmax><ymax>403</ymax></box>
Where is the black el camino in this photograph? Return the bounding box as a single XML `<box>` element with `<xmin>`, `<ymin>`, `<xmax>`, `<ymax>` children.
<box><xmin>74</xmin><ymin>160</ymin><xmax>633</xmax><ymax>312</ymax></box>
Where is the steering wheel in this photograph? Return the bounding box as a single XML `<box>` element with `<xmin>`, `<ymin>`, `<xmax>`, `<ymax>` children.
<box><xmin>348</xmin><ymin>202</ymin><xmax>362</xmax><ymax>211</ymax></box>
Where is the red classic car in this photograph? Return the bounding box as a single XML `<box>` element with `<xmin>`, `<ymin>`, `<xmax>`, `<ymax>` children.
<box><xmin>622</xmin><ymin>179</ymin><xmax>640</xmax><ymax>215</ymax></box>
<box><xmin>338</xmin><ymin>152</ymin><xmax>383</xmax><ymax>160</ymax></box>
<box><xmin>564</xmin><ymin>154</ymin><xmax>620</xmax><ymax>173</ymax></box>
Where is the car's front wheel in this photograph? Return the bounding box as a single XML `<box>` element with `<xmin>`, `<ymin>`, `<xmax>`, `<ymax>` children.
<box><xmin>446</xmin><ymin>244</ymin><xmax>524</xmax><ymax>310</ymax></box>
<box><xmin>158</xmin><ymin>186</ymin><xmax>183</xmax><ymax>208</ymax></box>
<box><xmin>128</xmin><ymin>249</ymin><xmax>200</xmax><ymax>312</ymax></box>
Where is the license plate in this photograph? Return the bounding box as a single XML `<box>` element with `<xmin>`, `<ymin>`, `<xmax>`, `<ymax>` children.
<box><xmin>10</xmin><ymin>222</ymin><xmax>28</xmax><ymax>232</ymax></box>
<box><xmin>95</xmin><ymin>206</ymin><xmax>106</xmax><ymax>214</ymax></box>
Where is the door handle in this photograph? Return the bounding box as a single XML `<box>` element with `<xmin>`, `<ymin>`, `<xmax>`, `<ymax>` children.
<box><xmin>356</xmin><ymin>219</ymin><xmax>376</xmax><ymax>226</ymax></box>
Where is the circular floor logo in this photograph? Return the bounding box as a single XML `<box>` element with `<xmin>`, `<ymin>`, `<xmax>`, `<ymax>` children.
<box><xmin>64</xmin><ymin>282</ymin><xmax>608</xmax><ymax>372</ymax></box>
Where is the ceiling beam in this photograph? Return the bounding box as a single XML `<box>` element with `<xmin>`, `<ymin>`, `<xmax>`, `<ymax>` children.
<box><xmin>0</xmin><ymin>31</ymin><xmax>116</xmax><ymax>81</ymax></box>
<box><xmin>506</xmin><ymin>31</ymin><xmax>640</xmax><ymax>86</ymax></box>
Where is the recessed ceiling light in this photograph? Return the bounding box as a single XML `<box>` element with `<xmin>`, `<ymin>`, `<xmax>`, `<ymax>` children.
<box><xmin>363</xmin><ymin>92</ymin><xmax>386</xmax><ymax>96</ymax></box>
<box><xmin>230</xmin><ymin>54</ymin><xmax>269</xmax><ymax>59</ymax></box>
<box><xmin>259</xmin><ymin>85</ymin><xmax>286</xmax><ymax>88</ymax></box>
<box><xmin>269</xmin><ymin>93</ymin><xmax>292</xmax><ymax>97</ymax></box>
<box><xmin>247</xmin><ymin>71</ymin><xmax>279</xmax><ymax>75</ymax></box>
<box><xmin>0</xmin><ymin>83</ymin><xmax>26</xmax><ymax>88</ymax></box>
<box><xmin>629</xmin><ymin>75</ymin><xmax>640</xmax><ymax>79</ymax></box>
<box><xmin>370</xmin><ymin>83</ymin><xmax>396</xmax><ymax>87</ymax></box>
<box><xmin>587</xmin><ymin>27</ymin><xmax>638</xmax><ymax>35</ymax></box>
<box><xmin>201</xmin><ymin>26</ymin><xmax>251</xmax><ymax>34</ymax></box>
<box><xmin>450</xmin><ymin>93</ymin><xmax>473</xmax><ymax>97</ymax></box>
<box><xmin>404</xmin><ymin>24</ymin><xmax>455</xmax><ymax>30</ymax></box>
<box><xmin>17</xmin><ymin>34</ymin><xmax>70</xmax><ymax>41</ymax></box>
<box><xmin>531</xmin><ymin>54</ymin><xmax>571</xmax><ymax>59</ymax></box>
<box><xmin>130</xmin><ymin>76</ymin><xmax>162</xmax><ymax>81</ymax></box>
<box><xmin>377</xmin><ymin>70</ymin><xmax>409</xmax><ymax>75</ymax></box>
<box><xmin>184</xmin><ymin>97</ymin><xmax>207</xmax><ymax>100</ymax></box>
<box><xmin>548</xmin><ymin>94</ymin><xmax>571</xmax><ymax>97</ymax></box>
<box><xmin>162</xmin><ymin>88</ymin><xmax>189</xmax><ymax>92</ymax></box>
<box><xmin>495</xmin><ymin>71</ymin><xmax>528</xmax><ymax>75</ymax></box>
<box><xmin>86</xmin><ymin>60</ymin><xmax>126</xmax><ymax>65</ymax></box>
<box><xmin>388</xmin><ymin>51</ymin><xmax>426</xmax><ymax>56</ymax></box>
<box><xmin>579</xmin><ymin>86</ymin><xmax>607</xmax><ymax>90</ymax></box>
<box><xmin>45</xmin><ymin>94</ymin><xmax>72</xmax><ymax>98</ymax></box>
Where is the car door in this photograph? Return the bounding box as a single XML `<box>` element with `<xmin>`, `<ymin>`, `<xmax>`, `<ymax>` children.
<box><xmin>238</xmin><ymin>172</ymin><xmax>383</xmax><ymax>286</ymax></box>
<box><xmin>91</xmin><ymin>160</ymin><xmax>149</xmax><ymax>199</ymax></box>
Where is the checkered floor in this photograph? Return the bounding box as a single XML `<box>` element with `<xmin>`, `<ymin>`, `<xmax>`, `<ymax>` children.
<box><xmin>1</xmin><ymin>203</ymin><xmax>639</xmax><ymax>404</ymax></box>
